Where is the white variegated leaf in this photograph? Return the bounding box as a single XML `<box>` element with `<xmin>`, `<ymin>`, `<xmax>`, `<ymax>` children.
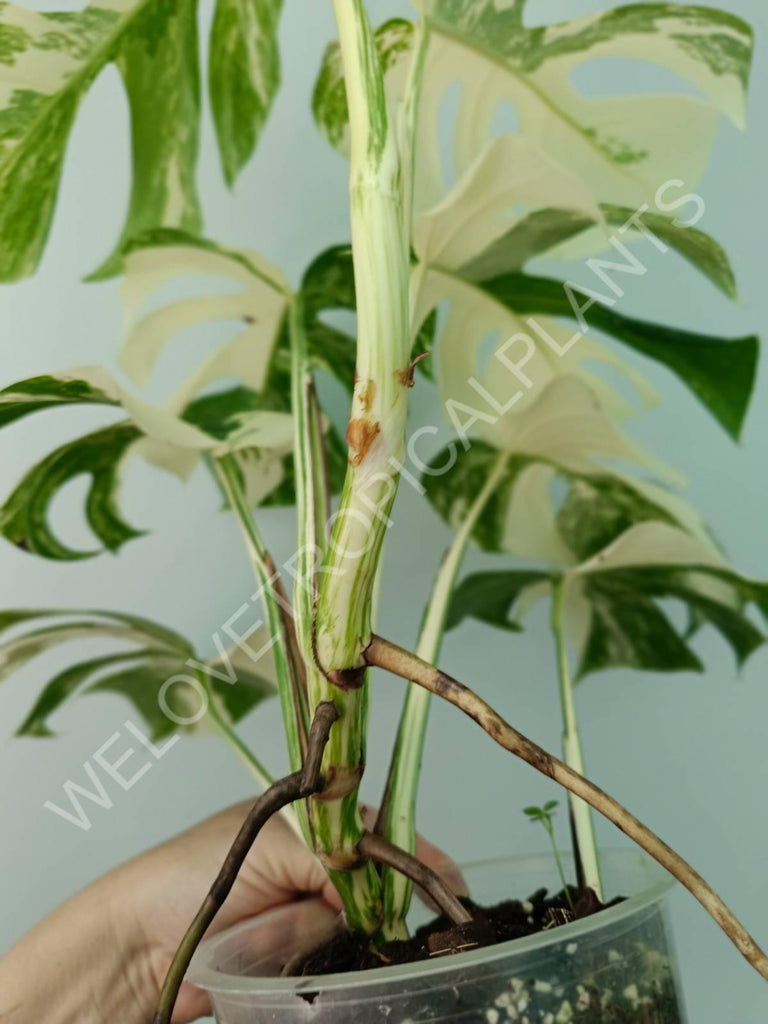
<box><xmin>412</xmin><ymin>135</ymin><xmax>602</xmax><ymax>270</ymax></box>
<box><xmin>120</xmin><ymin>234</ymin><xmax>289</xmax><ymax>409</ymax></box>
<box><xmin>409</xmin><ymin>1</ymin><xmax>752</xmax><ymax>210</ymax></box>
<box><xmin>415</xmin><ymin>266</ymin><xmax>660</xmax><ymax>428</ymax></box>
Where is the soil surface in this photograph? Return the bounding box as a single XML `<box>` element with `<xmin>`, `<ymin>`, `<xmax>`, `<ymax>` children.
<box><xmin>291</xmin><ymin>885</ymin><xmax>615</xmax><ymax>975</ymax></box>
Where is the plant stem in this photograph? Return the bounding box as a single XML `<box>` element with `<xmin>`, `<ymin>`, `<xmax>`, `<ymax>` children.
<box><xmin>551</xmin><ymin>580</ymin><xmax>603</xmax><ymax>900</ymax></box>
<box><xmin>542</xmin><ymin>817</ymin><xmax>573</xmax><ymax>910</ymax></box>
<box><xmin>365</xmin><ymin>634</ymin><xmax>768</xmax><ymax>982</ymax></box>
<box><xmin>315</xmin><ymin>0</ymin><xmax>411</xmax><ymax>676</ymax></box>
<box><xmin>307</xmin><ymin>0</ymin><xmax>412</xmax><ymax>934</ymax></box>
<box><xmin>289</xmin><ymin>292</ymin><xmax>384</xmax><ymax>930</ymax></box>
<box><xmin>211</xmin><ymin>454</ymin><xmax>310</xmax><ymax>838</ymax></box>
<box><xmin>378</xmin><ymin>452</ymin><xmax>509</xmax><ymax>937</ymax></box>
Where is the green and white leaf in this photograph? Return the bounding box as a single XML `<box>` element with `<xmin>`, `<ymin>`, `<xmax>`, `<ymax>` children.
<box><xmin>423</xmin><ymin>432</ymin><xmax>712</xmax><ymax>564</ymax></box>
<box><xmin>0</xmin><ymin>0</ymin><xmax>203</xmax><ymax>281</ymax></box>
<box><xmin>0</xmin><ymin>358</ymin><xmax>295</xmax><ymax>560</ymax></box>
<box><xmin>459</xmin><ymin>203</ymin><xmax>738</xmax><ymax>300</ymax></box>
<box><xmin>209</xmin><ymin>0</ymin><xmax>284</xmax><ymax>186</ymax></box>
<box><xmin>446</xmin><ymin>521</ymin><xmax>767</xmax><ymax>677</ymax></box>
<box><xmin>119</xmin><ymin>229</ymin><xmax>290</xmax><ymax>401</ymax></box>
<box><xmin>410</xmin><ymin>140</ymin><xmax>756</xmax><ymax>439</ymax></box>
<box><xmin>1</xmin><ymin>609</ymin><xmax>277</xmax><ymax>740</ymax></box>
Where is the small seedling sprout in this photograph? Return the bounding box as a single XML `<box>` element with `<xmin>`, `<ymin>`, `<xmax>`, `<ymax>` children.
<box><xmin>524</xmin><ymin>801</ymin><xmax>574</xmax><ymax>910</ymax></box>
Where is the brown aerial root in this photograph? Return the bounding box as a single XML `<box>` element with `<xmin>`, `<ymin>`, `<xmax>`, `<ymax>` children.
<box><xmin>364</xmin><ymin>634</ymin><xmax>768</xmax><ymax>983</ymax></box>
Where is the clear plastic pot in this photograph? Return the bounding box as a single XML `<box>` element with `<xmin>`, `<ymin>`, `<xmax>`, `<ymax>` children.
<box><xmin>188</xmin><ymin>849</ymin><xmax>687</xmax><ymax>1023</ymax></box>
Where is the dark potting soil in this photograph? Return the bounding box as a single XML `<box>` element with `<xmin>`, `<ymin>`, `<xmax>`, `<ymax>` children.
<box><xmin>293</xmin><ymin>886</ymin><xmax>612</xmax><ymax>975</ymax></box>
<box><xmin>290</xmin><ymin>887</ymin><xmax>682</xmax><ymax>1022</ymax></box>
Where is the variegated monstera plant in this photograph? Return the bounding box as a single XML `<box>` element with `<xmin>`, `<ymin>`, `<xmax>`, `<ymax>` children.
<box><xmin>2</xmin><ymin>0</ymin><xmax>768</xmax><ymax>1008</ymax></box>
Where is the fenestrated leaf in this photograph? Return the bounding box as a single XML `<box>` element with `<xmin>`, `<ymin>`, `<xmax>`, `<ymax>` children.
<box><xmin>413</xmin><ymin>2</ymin><xmax>751</xmax><ymax>211</ymax></box>
<box><xmin>0</xmin><ymin>372</ymin><xmax>299</xmax><ymax>562</ymax></box>
<box><xmin>568</xmin><ymin>522</ymin><xmax>768</xmax><ymax>677</ymax></box>
<box><xmin>119</xmin><ymin>228</ymin><xmax>289</xmax><ymax>402</ymax></box>
<box><xmin>474</xmin><ymin>271</ymin><xmax>758</xmax><ymax>440</ymax></box>
<box><xmin>0</xmin><ymin>421</ymin><xmax>144</xmax><ymax>559</ymax></box>
<box><xmin>0</xmin><ymin>606</ymin><xmax>193</xmax><ymax>650</ymax></box>
<box><xmin>0</xmin><ymin>0</ymin><xmax>203</xmax><ymax>282</ymax></box>
<box><xmin>459</xmin><ymin>204</ymin><xmax>737</xmax><ymax>300</ymax></box>
<box><xmin>578</xmin><ymin>576</ymin><xmax>704</xmax><ymax>676</ymax></box>
<box><xmin>446</xmin><ymin>568</ymin><xmax>553</xmax><ymax>632</ymax></box>
<box><xmin>556</xmin><ymin>475</ymin><xmax>682</xmax><ymax>563</ymax></box>
<box><xmin>209</xmin><ymin>0</ymin><xmax>284</xmax><ymax>187</ymax></box>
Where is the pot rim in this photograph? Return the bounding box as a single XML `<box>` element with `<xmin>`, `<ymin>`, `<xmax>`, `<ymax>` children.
<box><xmin>188</xmin><ymin>847</ymin><xmax>676</xmax><ymax>996</ymax></box>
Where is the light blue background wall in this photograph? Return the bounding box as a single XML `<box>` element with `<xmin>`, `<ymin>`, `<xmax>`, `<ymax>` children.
<box><xmin>1</xmin><ymin>1</ymin><xmax>766</xmax><ymax>1020</ymax></box>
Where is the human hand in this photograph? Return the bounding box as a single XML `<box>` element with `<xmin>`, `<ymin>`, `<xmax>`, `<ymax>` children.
<box><xmin>0</xmin><ymin>801</ymin><xmax>460</xmax><ymax>1024</ymax></box>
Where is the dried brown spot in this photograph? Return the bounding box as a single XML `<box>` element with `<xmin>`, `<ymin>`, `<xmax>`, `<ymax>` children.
<box><xmin>315</xmin><ymin>764</ymin><xmax>365</xmax><ymax>801</ymax></box>
<box><xmin>358</xmin><ymin>378</ymin><xmax>376</xmax><ymax>411</ymax></box>
<box><xmin>327</xmin><ymin>665</ymin><xmax>367</xmax><ymax>690</ymax></box>
<box><xmin>319</xmin><ymin>848</ymin><xmax>367</xmax><ymax>871</ymax></box>
<box><xmin>346</xmin><ymin>418</ymin><xmax>380</xmax><ymax>465</ymax></box>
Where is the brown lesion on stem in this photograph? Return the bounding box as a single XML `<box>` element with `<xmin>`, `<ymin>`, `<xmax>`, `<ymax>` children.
<box><xmin>152</xmin><ymin>702</ymin><xmax>340</xmax><ymax>1024</ymax></box>
<box><xmin>358</xmin><ymin>378</ymin><xmax>377</xmax><ymax>411</ymax></box>
<box><xmin>363</xmin><ymin>634</ymin><xmax>768</xmax><ymax>984</ymax></box>
<box><xmin>313</xmin><ymin>763</ymin><xmax>365</xmax><ymax>801</ymax></box>
<box><xmin>346</xmin><ymin>417</ymin><xmax>381</xmax><ymax>465</ymax></box>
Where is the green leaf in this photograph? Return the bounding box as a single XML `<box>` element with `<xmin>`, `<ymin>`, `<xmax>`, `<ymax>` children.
<box><xmin>447</xmin><ymin>569</ymin><xmax>553</xmax><ymax>632</ymax></box>
<box><xmin>579</xmin><ymin>575</ymin><xmax>704</xmax><ymax>676</ymax></box>
<box><xmin>0</xmin><ymin>0</ymin><xmax>203</xmax><ymax>282</ymax></box>
<box><xmin>209</xmin><ymin>0</ymin><xmax>284</xmax><ymax>187</ymax></box>
<box><xmin>0</xmin><ymin>421</ymin><xmax>144</xmax><ymax>559</ymax></box>
<box><xmin>477</xmin><ymin>272</ymin><xmax>758</xmax><ymax>440</ymax></box>
<box><xmin>459</xmin><ymin>204</ymin><xmax>738</xmax><ymax>300</ymax></box>
<box><xmin>556</xmin><ymin>475</ymin><xmax>682</xmax><ymax>563</ymax></box>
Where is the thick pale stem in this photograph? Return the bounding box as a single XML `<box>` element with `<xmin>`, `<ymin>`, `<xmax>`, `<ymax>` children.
<box><xmin>289</xmin><ymin>296</ymin><xmax>383</xmax><ymax>932</ymax></box>
<box><xmin>552</xmin><ymin>581</ymin><xmax>603</xmax><ymax>900</ymax></box>
<box><xmin>379</xmin><ymin>453</ymin><xmax>509</xmax><ymax>937</ymax></box>
<box><xmin>365</xmin><ymin>635</ymin><xmax>768</xmax><ymax>983</ymax></box>
<box><xmin>304</xmin><ymin>0</ymin><xmax>412</xmax><ymax>934</ymax></box>
<box><xmin>315</xmin><ymin>0</ymin><xmax>411</xmax><ymax>674</ymax></box>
